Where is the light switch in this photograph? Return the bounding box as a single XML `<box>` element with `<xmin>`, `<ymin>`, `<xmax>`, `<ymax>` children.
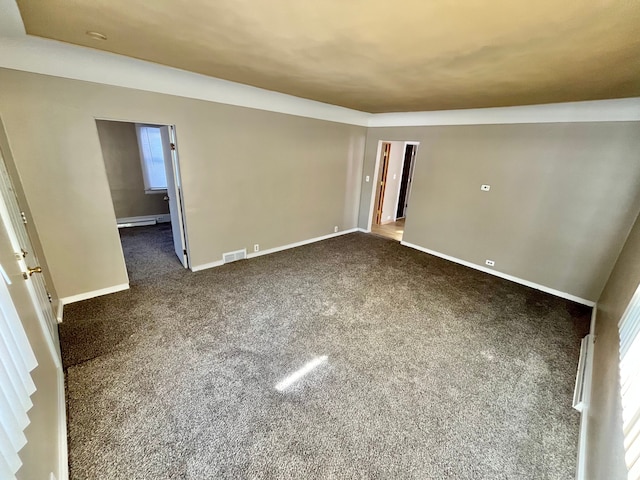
<box><xmin>365</xmin><ymin>175</ymin><xmax>370</xmax><ymax>182</ymax></box>
<box><xmin>393</xmin><ymin>174</ymin><xmax>397</xmax><ymax>180</ymax></box>
<box><xmin>481</xmin><ymin>185</ymin><xmax>491</xmax><ymax>191</ymax></box>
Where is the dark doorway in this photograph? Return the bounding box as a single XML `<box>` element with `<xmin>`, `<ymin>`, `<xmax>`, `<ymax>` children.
<box><xmin>396</xmin><ymin>144</ymin><xmax>417</xmax><ymax>219</ymax></box>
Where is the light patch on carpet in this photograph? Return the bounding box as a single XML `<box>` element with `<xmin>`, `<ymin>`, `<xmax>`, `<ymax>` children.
<box><xmin>275</xmin><ymin>355</ymin><xmax>328</xmax><ymax>391</ymax></box>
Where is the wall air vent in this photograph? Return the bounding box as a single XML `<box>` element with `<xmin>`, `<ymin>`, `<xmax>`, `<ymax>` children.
<box><xmin>223</xmin><ymin>249</ymin><xmax>247</xmax><ymax>264</ymax></box>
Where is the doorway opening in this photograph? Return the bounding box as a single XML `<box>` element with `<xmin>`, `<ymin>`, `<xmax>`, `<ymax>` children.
<box><xmin>368</xmin><ymin>140</ymin><xmax>419</xmax><ymax>241</ymax></box>
<box><xmin>95</xmin><ymin>120</ymin><xmax>189</xmax><ymax>282</ymax></box>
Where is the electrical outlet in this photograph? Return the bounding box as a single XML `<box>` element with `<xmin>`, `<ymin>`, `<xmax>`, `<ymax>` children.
<box><xmin>365</xmin><ymin>175</ymin><xmax>370</xmax><ymax>182</ymax></box>
<box><xmin>334</xmin><ymin>226</ymin><xmax>339</xmax><ymax>233</ymax></box>
<box><xmin>485</xmin><ymin>259</ymin><xmax>495</xmax><ymax>267</ymax></box>
<box><xmin>254</xmin><ymin>244</ymin><xmax>259</xmax><ymax>252</ymax></box>
<box><xmin>481</xmin><ymin>184</ymin><xmax>491</xmax><ymax>191</ymax></box>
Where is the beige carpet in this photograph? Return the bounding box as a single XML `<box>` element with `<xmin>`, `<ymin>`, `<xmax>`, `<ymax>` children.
<box><xmin>60</xmin><ymin>224</ymin><xmax>590</xmax><ymax>479</ymax></box>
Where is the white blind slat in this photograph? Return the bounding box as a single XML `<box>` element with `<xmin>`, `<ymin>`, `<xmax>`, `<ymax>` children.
<box><xmin>0</xmin><ymin>338</ymin><xmax>33</xmax><ymax>412</ymax></box>
<box><xmin>0</xmin><ymin>267</ymin><xmax>38</xmax><ymax>478</ymax></box>
<box><xmin>0</xmin><ymin>361</ymin><xmax>31</xmax><ymax>428</ymax></box>
<box><xmin>0</xmin><ymin>295</ymin><xmax>37</xmax><ymax>373</ymax></box>
<box><xmin>0</xmin><ymin>421</ymin><xmax>22</xmax><ymax>476</ymax></box>
<box><xmin>0</xmin><ymin>387</ymin><xmax>28</xmax><ymax>452</ymax></box>
<box><xmin>0</xmin><ymin>312</ymin><xmax>36</xmax><ymax>398</ymax></box>
<box><xmin>621</xmin><ymin>316</ymin><xmax>640</xmax><ymax>358</ymax></box>
<box><xmin>619</xmin><ymin>285</ymin><xmax>640</xmax><ymax>480</ymax></box>
<box><xmin>622</xmin><ymin>367</ymin><xmax>640</xmax><ymax>405</ymax></box>
<box><xmin>0</xmin><ymin>449</ymin><xmax>18</xmax><ymax>480</ymax></box>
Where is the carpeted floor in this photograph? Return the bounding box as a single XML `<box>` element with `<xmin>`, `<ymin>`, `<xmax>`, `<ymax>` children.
<box><xmin>60</xmin><ymin>224</ymin><xmax>590</xmax><ymax>479</ymax></box>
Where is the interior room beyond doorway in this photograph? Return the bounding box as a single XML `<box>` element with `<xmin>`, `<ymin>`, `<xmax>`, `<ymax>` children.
<box><xmin>369</xmin><ymin>140</ymin><xmax>418</xmax><ymax>241</ymax></box>
<box><xmin>95</xmin><ymin>119</ymin><xmax>190</xmax><ymax>279</ymax></box>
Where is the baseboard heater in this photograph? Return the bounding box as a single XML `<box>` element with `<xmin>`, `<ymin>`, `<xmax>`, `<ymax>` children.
<box><xmin>117</xmin><ymin>214</ymin><xmax>171</xmax><ymax>229</ymax></box>
<box><xmin>573</xmin><ymin>334</ymin><xmax>593</xmax><ymax>412</ymax></box>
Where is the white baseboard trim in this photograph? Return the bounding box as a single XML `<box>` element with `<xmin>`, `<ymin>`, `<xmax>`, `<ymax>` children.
<box><xmin>117</xmin><ymin>214</ymin><xmax>171</xmax><ymax>228</ymax></box>
<box><xmin>190</xmin><ymin>228</ymin><xmax>359</xmax><ymax>272</ymax></box>
<box><xmin>356</xmin><ymin>228</ymin><xmax>370</xmax><ymax>233</ymax></box>
<box><xmin>60</xmin><ymin>283</ymin><xmax>129</xmax><ymax>305</ymax></box>
<box><xmin>575</xmin><ymin>306</ymin><xmax>597</xmax><ymax>480</ymax></box>
<box><xmin>55</xmin><ymin>300</ymin><xmax>63</xmax><ymax>323</ymax></box>
<box><xmin>400</xmin><ymin>241</ymin><xmax>596</xmax><ymax>306</ymax></box>
<box><xmin>190</xmin><ymin>259</ymin><xmax>224</xmax><ymax>272</ymax></box>
<box><xmin>247</xmin><ymin>228</ymin><xmax>358</xmax><ymax>260</ymax></box>
<box><xmin>56</xmin><ymin>363</ymin><xmax>68</xmax><ymax>480</ymax></box>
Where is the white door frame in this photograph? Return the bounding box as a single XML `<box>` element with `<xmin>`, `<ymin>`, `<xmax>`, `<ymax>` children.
<box><xmin>366</xmin><ymin>141</ymin><xmax>385</xmax><ymax>233</ymax></box>
<box><xmin>366</xmin><ymin>140</ymin><xmax>420</xmax><ymax>232</ymax></box>
<box><xmin>95</xmin><ymin>118</ymin><xmax>192</xmax><ymax>270</ymax></box>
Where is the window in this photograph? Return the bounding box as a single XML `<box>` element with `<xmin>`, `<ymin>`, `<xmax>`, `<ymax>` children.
<box><xmin>136</xmin><ymin>125</ymin><xmax>167</xmax><ymax>193</ymax></box>
<box><xmin>619</xmin><ymin>285</ymin><xmax>640</xmax><ymax>480</ymax></box>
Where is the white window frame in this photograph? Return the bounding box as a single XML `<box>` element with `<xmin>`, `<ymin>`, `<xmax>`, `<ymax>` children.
<box><xmin>135</xmin><ymin>124</ymin><xmax>168</xmax><ymax>194</ymax></box>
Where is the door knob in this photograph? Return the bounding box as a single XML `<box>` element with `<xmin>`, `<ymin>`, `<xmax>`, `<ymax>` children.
<box><xmin>23</xmin><ymin>266</ymin><xmax>42</xmax><ymax>279</ymax></box>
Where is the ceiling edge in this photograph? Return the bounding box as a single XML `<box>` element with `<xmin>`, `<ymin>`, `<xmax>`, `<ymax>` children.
<box><xmin>0</xmin><ymin>0</ymin><xmax>638</xmax><ymax>128</ymax></box>
<box><xmin>369</xmin><ymin>98</ymin><xmax>640</xmax><ymax>127</ymax></box>
<box><xmin>0</xmin><ymin>35</ymin><xmax>372</xmax><ymax>126</ymax></box>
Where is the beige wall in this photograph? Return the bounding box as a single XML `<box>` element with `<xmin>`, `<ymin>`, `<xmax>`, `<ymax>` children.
<box><xmin>359</xmin><ymin>123</ymin><xmax>640</xmax><ymax>301</ymax></box>
<box><xmin>586</xmin><ymin>211</ymin><xmax>640</xmax><ymax>479</ymax></box>
<box><xmin>96</xmin><ymin>120</ymin><xmax>169</xmax><ymax>219</ymax></box>
<box><xmin>0</xmin><ymin>68</ymin><xmax>365</xmax><ymax>299</ymax></box>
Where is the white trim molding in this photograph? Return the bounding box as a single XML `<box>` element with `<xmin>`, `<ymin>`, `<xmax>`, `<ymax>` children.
<box><xmin>575</xmin><ymin>306</ymin><xmax>597</xmax><ymax>480</ymax></box>
<box><xmin>368</xmin><ymin>97</ymin><xmax>640</xmax><ymax>127</ymax></box>
<box><xmin>246</xmin><ymin>228</ymin><xmax>358</xmax><ymax>260</ymax></box>
<box><xmin>116</xmin><ymin>214</ymin><xmax>171</xmax><ymax>228</ymax></box>
<box><xmin>190</xmin><ymin>228</ymin><xmax>359</xmax><ymax>272</ymax></box>
<box><xmin>1</xmin><ymin>0</ymin><xmax>639</xmax><ymax>128</ymax></box>
<box><xmin>55</xmin><ymin>300</ymin><xmax>63</xmax><ymax>324</ymax></box>
<box><xmin>56</xmin><ymin>363</ymin><xmax>68</xmax><ymax>480</ymax></box>
<box><xmin>0</xmin><ymin>0</ymin><xmax>23</xmax><ymax>37</ymax></box>
<box><xmin>190</xmin><ymin>259</ymin><xmax>224</xmax><ymax>272</ymax></box>
<box><xmin>60</xmin><ymin>283</ymin><xmax>129</xmax><ymax>305</ymax></box>
<box><xmin>400</xmin><ymin>241</ymin><xmax>596</xmax><ymax>306</ymax></box>
<box><xmin>0</xmin><ymin>35</ymin><xmax>370</xmax><ymax>127</ymax></box>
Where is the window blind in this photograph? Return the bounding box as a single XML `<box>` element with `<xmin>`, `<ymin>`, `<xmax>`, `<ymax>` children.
<box><xmin>620</xmin><ymin>286</ymin><xmax>640</xmax><ymax>480</ymax></box>
<box><xmin>0</xmin><ymin>275</ymin><xmax>37</xmax><ymax>480</ymax></box>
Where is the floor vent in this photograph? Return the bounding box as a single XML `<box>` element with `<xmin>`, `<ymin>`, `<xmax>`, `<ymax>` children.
<box><xmin>223</xmin><ymin>249</ymin><xmax>247</xmax><ymax>264</ymax></box>
<box><xmin>573</xmin><ymin>334</ymin><xmax>593</xmax><ymax>412</ymax></box>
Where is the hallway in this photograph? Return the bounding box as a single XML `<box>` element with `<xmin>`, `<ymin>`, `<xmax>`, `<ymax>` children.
<box><xmin>370</xmin><ymin>218</ymin><xmax>405</xmax><ymax>241</ymax></box>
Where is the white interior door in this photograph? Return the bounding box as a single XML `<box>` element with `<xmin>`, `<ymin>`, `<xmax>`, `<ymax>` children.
<box><xmin>0</xmin><ymin>148</ymin><xmax>60</xmax><ymax>364</ymax></box>
<box><xmin>0</xmin><ymin>144</ymin><xmax>68</xmax><ymax>480</ymax></box>
<box><xmin>160</xmin><ymin>126</ymin><xmax>188</xmax><ymax>268</ymax></box>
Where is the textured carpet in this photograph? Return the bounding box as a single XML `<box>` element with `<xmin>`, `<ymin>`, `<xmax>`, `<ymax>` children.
<box><xmin>60</xmin><ymin>224</ymin><xmax>590</xmax><ymax>479</ymax></box>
